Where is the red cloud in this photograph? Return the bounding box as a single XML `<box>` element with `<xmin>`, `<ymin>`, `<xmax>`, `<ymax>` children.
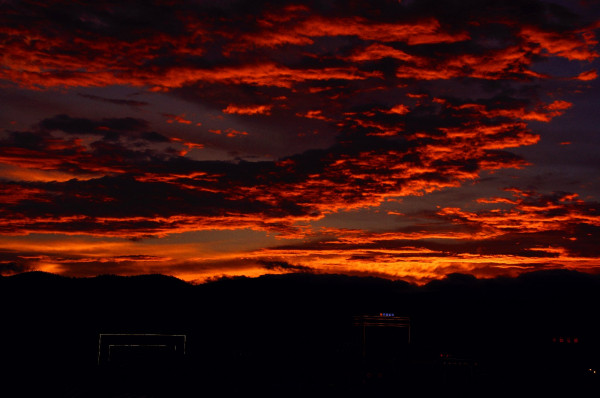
<box><xmin>0</xmin><ymin>183</ymin><xmax>47</xmax><ymax>205</ymax></box>
<box><xmin>237</xmin><ymin>16</ymin><xmax>469</xmax><ymax>50</ymax></box>
<box><xmin>396</xmin><ymin>44</ymin><xmax>552</xmax><ymax>81</ymax></box>
<box><xmin>348</xmin><ymin>43</ymin><xmax>418</xmax><ymax>62</ymax></box>
<box><xmin>520</xmin><ymin>27</ymin><xmax>599</xmax><ymax>61</ymax></box>
<box><xmin>1</xmin><ymin>56</ymin><xmax>381</xmax><ymax>89</ymax></box>
<box><xmin>0</xmin><ymin>2</ymin><xmax>595</xmax><ymax>94</ymax></box>
<box><xmin>209</xmin><ymin>128</ymin><xmax>248</xmax><ymax>137</ymax></box>
<box><xmin>438</xmin><ymin>190</ymin><xmax>600</xmax><ymax>234</ymax></box>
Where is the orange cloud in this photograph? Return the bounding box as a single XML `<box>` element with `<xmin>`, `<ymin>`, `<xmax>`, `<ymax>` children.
<box><xmin>296</xmin><ymin>110</ymin><xmax>332</xmax><ymax>121</ymax></box>
<box><xmin>249</xmin><ymin>244</ymin><xmax>600</xmax><ymax>285</ymax></box>
<box><xmin>165</xmin><ymin>114</ymin><xmax>193</xmax><ymax>124</ymax></box>
<box><xmin>170</xmin><ymin>137</ymin><xmax>204</xmax><ymax>151</ymax></box>
<box><xmin>575</xmin><ymin>69</ymin><xmax>598</xmax><ymax>81</ymax></box>
<box><xmin>223</xmin><ymin>104</ymin><xmax>273</xmax><ymax>115</ymax></box>
<box><xmin>209</xmin><ymin>128</ymin><xmax>248</xmax><ymax>137</ymax></box>
<box><xmin>438</xmin><ymin>190</ymin><xmax>600</xmax><ymax>234</ymax></box>
<box><xmin>387</xmin><ymin>104</ymin><xmax>410</xmax><ymax>115</ymax></box>
<box><xmin>234</xmin><ymin>189</ymin><xmax>600</xmax><ymax>283</ymax></box>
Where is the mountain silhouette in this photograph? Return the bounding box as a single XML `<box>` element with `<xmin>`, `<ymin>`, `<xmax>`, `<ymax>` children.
<box><xmin>2</xmin><ymin>270</ymin><xmax>599</xmax><ymax>397</ymax></box>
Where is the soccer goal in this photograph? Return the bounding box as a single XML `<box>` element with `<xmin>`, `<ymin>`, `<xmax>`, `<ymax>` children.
<box><xmin>97</xmin><ymin>333</ymin><xmax>186</xmax><ymax>366</ymax></box>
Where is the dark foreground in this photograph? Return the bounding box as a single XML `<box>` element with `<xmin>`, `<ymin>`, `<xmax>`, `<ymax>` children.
<box><xmin>2</xmin><ymin>270</ymin><xmax>600</xmax><ymax>397</ymax></box>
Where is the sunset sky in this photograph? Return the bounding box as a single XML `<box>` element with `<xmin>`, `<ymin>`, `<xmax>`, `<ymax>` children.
<box><xmin>1</xmin><ymin>0</ymin><xmax>599</xmax><ymax>283</ymax></box>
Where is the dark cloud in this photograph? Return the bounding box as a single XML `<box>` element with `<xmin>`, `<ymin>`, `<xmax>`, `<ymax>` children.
<box><xmin>0</xmin><ymin>261</ymin><xmax>31</xmax><ymax>275</ymax></box>
<box><xmin>0</xmin><ymin>250</ymin><xmax>34</xmax><ymax>275</ymax></box>
<box><xmin>0</xmin><ymin>114</ymin><xmax>187</xmax><ymax>175</ymax></box>
<box><xmin>259</xmin><ymin>260</ymin><xmax>314</xmax><ymax>273</ymax></box>
<box><xmin>40</xmin><ymin>114</ymin><xmax>148</xmax><ymax>135</ymax></box>
<box><xmin>77</xmin><ymin>93</ymin><xmax>149</xmax><ymax>107</ymax></box>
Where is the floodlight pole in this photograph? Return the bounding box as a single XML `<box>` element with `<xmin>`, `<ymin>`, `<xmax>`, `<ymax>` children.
<box><xmin>362</xmin><ymin>324</ymin><xmax>366</xmax><ymax>358</ymax></box>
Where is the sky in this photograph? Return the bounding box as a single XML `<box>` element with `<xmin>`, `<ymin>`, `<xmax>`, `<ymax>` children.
<box><xmin>1</xmin><ymin>0</ymin><xmax>599</xmax><ymax>284</ymax></box>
